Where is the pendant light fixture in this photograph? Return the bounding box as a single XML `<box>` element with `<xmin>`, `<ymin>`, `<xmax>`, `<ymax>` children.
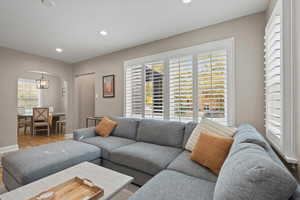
<box><xmin>36</xmin><ymin>73</ymin><xmax>49</xmax><ymax>89</ymax></box>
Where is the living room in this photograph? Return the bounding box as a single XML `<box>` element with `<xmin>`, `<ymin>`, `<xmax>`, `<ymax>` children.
<box><xmin>0</xmin><ymin>0</ymin><xmax>299</xmax><ymax>199</ymax></box>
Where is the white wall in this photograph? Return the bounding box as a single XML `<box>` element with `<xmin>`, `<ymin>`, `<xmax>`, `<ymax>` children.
<box><xmin>0</xmin><ymin>47</ymin><xmax>74</xmax><ymax>148</ymax></box>
<box><xmin>19</xmin><ymin>72</ymin><xmax>66</xmax><ymax>113</ymax></box>
<box><xmin>73</xmin><ymin>12</ymin><xmax>266</xmax><ymax>133</ymax></box>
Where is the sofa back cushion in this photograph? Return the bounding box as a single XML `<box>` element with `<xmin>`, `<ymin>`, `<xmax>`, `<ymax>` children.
<box><xmin>137</xmin><ymin>119</ymin><xmax>185</xmax><ymax>148</ymax></box>
<box><xmin>232</xmin><ymin>124</ymin><xmax>286</xmax><ymax>168</ymax></box>
<box><xmin>109</xmin><ymin>117</ymin><xmax>140</xmax><ymax>140</ymax></box>
<box><xmin>232</xmin><ymin>124</ymin><xmax>267</xmax><ymax>150</ymax></box>
<box><xmin>214</xmin><ymin>143</ymin><xmax>297</xmax><ymax>200</ymax></box>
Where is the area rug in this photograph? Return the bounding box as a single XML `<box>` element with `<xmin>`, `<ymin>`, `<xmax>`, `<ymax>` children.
<box><xmin>0</xmin><ymin>183</ymin><xmax>139</xmax><ymax>199</ymax></box>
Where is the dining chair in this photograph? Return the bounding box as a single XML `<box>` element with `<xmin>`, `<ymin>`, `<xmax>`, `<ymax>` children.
<box><xmin>17</xmin><ymin>107</ymin><xmax>31</xmax><ymax>135</ymax></box>
<box><xmin>32</xmin><ymin>107</ymin><xmax>50</xmax><ymax>136</ymax></box>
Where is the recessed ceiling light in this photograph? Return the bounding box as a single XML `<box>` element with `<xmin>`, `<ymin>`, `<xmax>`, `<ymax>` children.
<box><xmin>99</xmin><ymin>30</ymin><xmax>108</xmax><ymax>36</ymax></box>
<box><xmin>55</xmin><ymin>48</ymin><xmax>63</xmax><ymax>53</ymax></box>
<box><xmin>182</xmin><ymin>0</ymin><xmax>192</xmax><ymax>4</ymax></box>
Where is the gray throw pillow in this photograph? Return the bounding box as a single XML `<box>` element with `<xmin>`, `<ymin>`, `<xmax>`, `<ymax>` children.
<box><xmin>214</xmin><ymin>143</ymin><xmax>297</xmax><ymax>200</ymax></box>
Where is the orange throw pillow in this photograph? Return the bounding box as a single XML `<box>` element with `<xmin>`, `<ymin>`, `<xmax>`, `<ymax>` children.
<box><xmin>95</xmin><ymin>117</ymin><xmax>118</xmax><ymax>137</ymax></box>
<box><xmin>191</xmin><ymin>132</ymin><xmax>234</xmax><ymax>175</ymax></box>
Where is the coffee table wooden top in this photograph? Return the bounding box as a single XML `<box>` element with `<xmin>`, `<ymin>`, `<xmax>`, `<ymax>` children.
<box><xmin>0</xmin><ymin>162</ymin><xmax>133</xmax><ymax>200</ymax></box>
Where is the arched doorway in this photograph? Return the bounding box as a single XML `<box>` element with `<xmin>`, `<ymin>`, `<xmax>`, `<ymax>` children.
<box><xmin>16</xmin><ymin>70</ymin><xmax>69</xmax><ymax>147</ymax></box>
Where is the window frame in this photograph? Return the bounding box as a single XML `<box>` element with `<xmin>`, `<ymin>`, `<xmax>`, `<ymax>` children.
<box><xmin>265</xmin><ymin>0</ymin><xmax>297</xmax><ymax>164</ymax></box>
<box><xmin>124</xmin><ymin>38</ymin><xmax>235</xmax><ymax>126</ymax></box>
<box><xmin>17</xmin><ymin>78</ymin><xmax>41</xmax><ymax>110</ymax></box>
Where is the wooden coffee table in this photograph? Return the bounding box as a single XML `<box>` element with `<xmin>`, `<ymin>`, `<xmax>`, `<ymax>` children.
<box><xmin>0</xmin><ymin>162</ymin><xmax>133</xmax><ymax>200</ymax></box>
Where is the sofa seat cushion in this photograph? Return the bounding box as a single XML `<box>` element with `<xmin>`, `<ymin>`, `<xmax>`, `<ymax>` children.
<box><xmin>2</xmin><ymin>140</ymin><xmax>101</xmax><ymax>185</ymax></box>
<box><xmin>167</xmin><ymin>151</ymin><xmax>217</xmax><ymax>182</ymax></box>
<box><xmin>81</xmin><ymin>136</ymin><xmax>136</xmax><ymax>159</ymax></box>
<box><xmin>129</xmin><ymin>170</ymin><xmax>215</xmax><ymax>200</ymax></box>
<box><xmin>110</xmin><ymin>142</ymin><xmax>182</xmax><ymax>175</ymax></box>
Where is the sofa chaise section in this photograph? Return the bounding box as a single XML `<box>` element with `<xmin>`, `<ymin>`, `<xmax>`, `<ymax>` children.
<box><xmin>2</xmin><ymin>140</ymin><xmax>101</xmax><ymax>191</ymax></box>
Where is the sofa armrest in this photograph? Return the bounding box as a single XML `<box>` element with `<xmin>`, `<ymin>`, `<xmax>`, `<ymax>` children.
<box><xmin>73</xmin><ymin>127</ymin><xmax>97</xmax><ymax>141</ymax></box>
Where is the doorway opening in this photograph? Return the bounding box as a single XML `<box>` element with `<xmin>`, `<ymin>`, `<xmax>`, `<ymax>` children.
<box><xmin>75</xmin><ymin>73</ymin><xmax>96</xmax><ymax>128</ymax></box>
<box><xmin>16</xmin><ymin>71</ymin><xmax>68</xmax><ymax>148</ymax></box>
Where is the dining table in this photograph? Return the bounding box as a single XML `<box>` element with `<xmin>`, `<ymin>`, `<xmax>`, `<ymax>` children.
<box><xmin>18</xmin><ymin>112</ymin><xmax>66</xmax><ymax>135</ymax></box>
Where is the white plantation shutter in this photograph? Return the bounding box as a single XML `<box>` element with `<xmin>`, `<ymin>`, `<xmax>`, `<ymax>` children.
<box><xmin>263</xmin><ymin>0</ymin><xmax>297</xmax><ymax>164</ymax></box>
<box><xmin>265</xmin><ymin>7</ymin><xmax>282</xmax><ymax>142</ymax></box>
<box><xmin>124</xmin><ymin>38</ymin><xmax>235</xmax><ymax>126</ymax></box>
<box><xmin>198</xmin><ymin>50</ymin><xmax>227</xmax><ymax>125</ymax></box>
<box><xmin>169</xmin><ymin>56</ymin><xmax>193</xmax><ymax>122</ymax></box>
<box><xmin>125</xmin><ymin>65</ymin><xmax>143</xmax><ymax>118</ymax></box>
<box><xmin>144</xmin><ymin>61</ymin><xmax>164</xmax><ymax>119</ymax></box>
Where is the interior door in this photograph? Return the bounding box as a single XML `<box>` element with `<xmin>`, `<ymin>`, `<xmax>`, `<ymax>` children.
<box><xmin>76</xmin><ymin>73</ymin><xmax>95</xmax><ymax>128</ymax></box>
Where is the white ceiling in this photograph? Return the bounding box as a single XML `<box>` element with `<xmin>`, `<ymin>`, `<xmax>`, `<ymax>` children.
<box><xmin>0</xmin><ymin>0</ymin><xmax>269</xmax><ymax>63</ymax></box>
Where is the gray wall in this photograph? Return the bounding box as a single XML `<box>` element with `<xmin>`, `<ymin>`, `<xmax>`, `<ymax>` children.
<box><xmin>0</xmin><ymin>47</ymin><xmax>74</xmax><ymax>147</ymax></box>
<box><xmin>73</xmin><ymin>12</ymin><xmax>266</xmax><ymax>133</ymax></box>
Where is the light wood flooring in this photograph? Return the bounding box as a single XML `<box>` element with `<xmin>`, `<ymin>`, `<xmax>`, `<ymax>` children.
<box><xmin>0</xmin><ymin>133</ymin><xmax>66</xmax><ymax>185</ymax></box>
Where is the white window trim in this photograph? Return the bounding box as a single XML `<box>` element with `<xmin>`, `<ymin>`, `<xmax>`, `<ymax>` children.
<box><xmin>124</xmin><ymin>38</ymin><xmax>235</xmax><ymax>126</ymax></box>
<box><xmin>265</xmin><ymin>0</ymin><xmax>297</xmax><ymax>164</ymax></box>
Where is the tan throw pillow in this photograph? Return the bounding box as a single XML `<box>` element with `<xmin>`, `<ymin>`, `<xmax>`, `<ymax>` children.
<box><xmin>95</xmin><ymin>117</ymin><xmax>118</xmax><ymax>137</ymax></box>
<box><xmin>185</xmin><ymin>118</ymin><xmax>236</xmax><ymax>151</ymax></box>
<box><xmin>191</xmin><ymin>132</ymin><xmax>234</xmax><ymax>175</ymax></box>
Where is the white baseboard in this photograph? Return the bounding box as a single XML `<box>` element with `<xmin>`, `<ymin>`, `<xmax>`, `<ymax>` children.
<box><xmin>0</xmin><ymin>145</ymin><xmax>19</xmax><ymax>167</ymax></box>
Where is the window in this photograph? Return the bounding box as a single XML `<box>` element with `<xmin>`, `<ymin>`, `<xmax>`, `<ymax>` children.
<box><xmin>264</xmin><ymin>0</ymin><xmax>296</xmax><ymax>163</ymax></box>
<box><xmin>265</xmin><ymin>6</ymin><xmax>281</xmax><ymax>143</ymax></box>
<box><xmin>125</xmin><ymin>65</ymin><xmax>143</xmax><ymax>118</ymax></box>
<box><xmin>124</xmin><ymin>38</ymin><xmax>235</xmax><ymax>126</ymax></box>
<box><xmin>198</xmin><ymin>50</ymin><xmax>227</xmax><ymax>124</ymax></box>
<box><xmin>169</xmin><ymin>56</ymin><xmax>193</xmax><ymax>121</ymax></box>
<box><xmin>17</xmin><ymin>79</ymin><xmax>41</xmax><ymax>110</ymax></box>
<box><xmin>145</xmin><ymin>61</ymin><xmax>164</xmax><ymax>119</ymax></box>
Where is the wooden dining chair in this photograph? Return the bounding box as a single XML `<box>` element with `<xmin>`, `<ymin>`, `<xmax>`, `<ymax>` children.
<box><xmin>32</xmin><ymin>107</ymin><xmax>50</xmax><ymax>136</ymax></box>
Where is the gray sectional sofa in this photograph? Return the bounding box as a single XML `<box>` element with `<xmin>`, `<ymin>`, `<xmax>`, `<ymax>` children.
<box><xmin>2</xmin><ymin>117</ymin><xmax>300</xmax><ymax>200</ymax></box>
